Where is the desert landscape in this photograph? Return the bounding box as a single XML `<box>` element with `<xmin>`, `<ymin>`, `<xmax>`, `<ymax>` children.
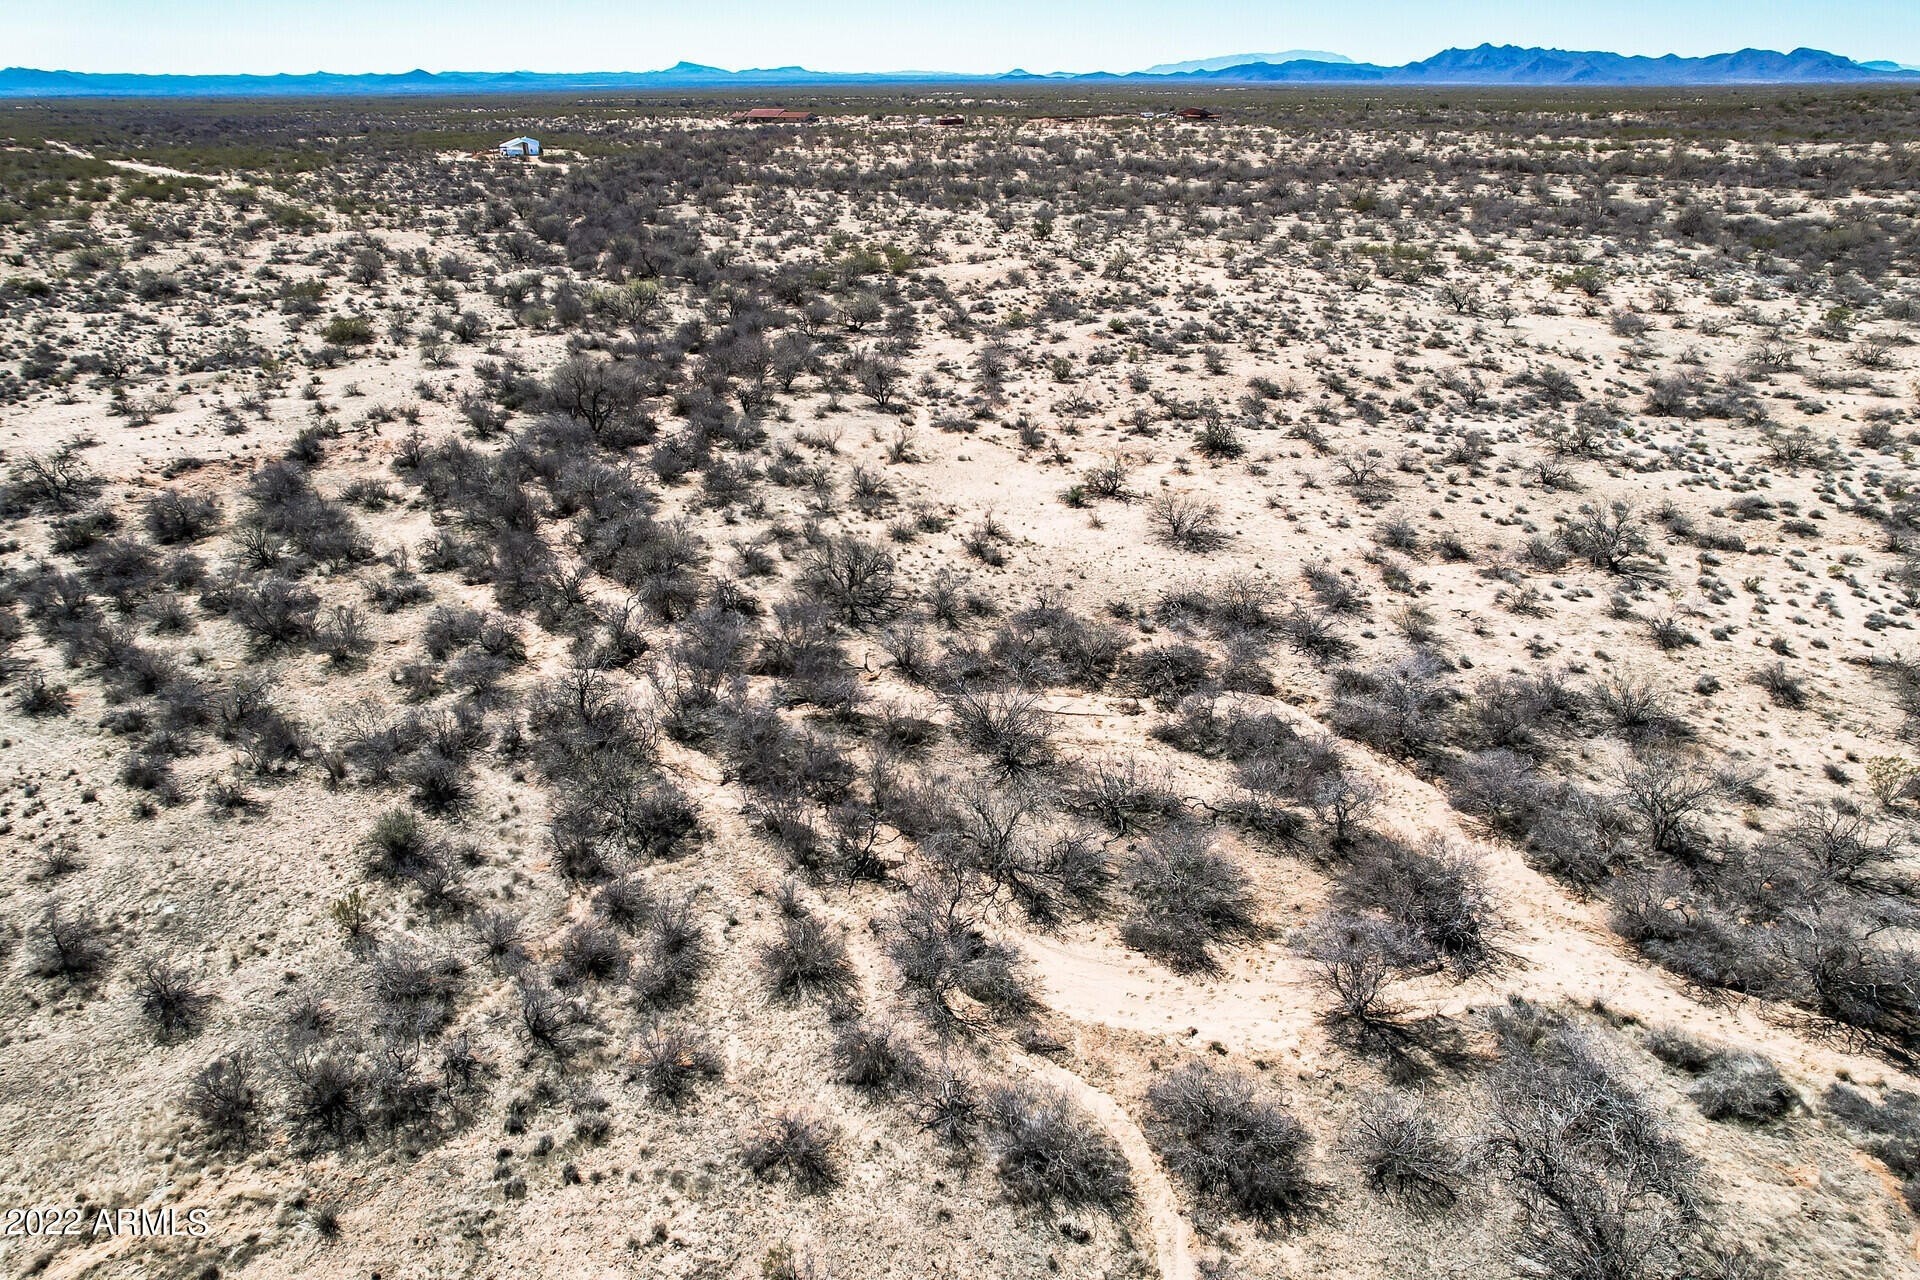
<box><xmin>2</xmin><ymin>85</ymin><xmax>1920</xmax><ymax>1279</ymax></box>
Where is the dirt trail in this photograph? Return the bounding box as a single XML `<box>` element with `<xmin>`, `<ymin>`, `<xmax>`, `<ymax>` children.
<box><xmin>1026</xmin><ymin>932</ymin><xmax>1316</xmax><ymax>1049</ymax></box>
<box><xmin>46</xmin><ymin>139</ymin><xmax>232</xmax><ymax>185</ymax></box>
<box><xmin>1013</xmin><ymin>1051</ymin><xmax>1197</xmax><ymax>1280</ymax></box>
<box><xmin>822</xmin><ymin>857</ymin><xmax>1196</xmax><ymax>1280</ymax></box>
<box><xmin>1023</xmin><ymin>744</ymin><xmax>1920</xmax><ymax>1092</ymax></box>
<box><xmin>1026</xmin><ymin>842</ymin><xmax>1914</xmax><ymax>1093</ymax></box>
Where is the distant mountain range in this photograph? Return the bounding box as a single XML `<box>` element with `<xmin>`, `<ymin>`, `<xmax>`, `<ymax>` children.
<box><xmin>1</xmin><ymin>45</ymin><xmax>1914</xmax><ymax>98</ymax></box>
<box><xmin>1141</xmin><ymin>51</ymin><xmax>1353</xmax><ymax>76</ymax></box>
<box><xmin>1180</xmin><ymin>45</ymin><xmax>1920</xmax><ymax>85</ymax></box>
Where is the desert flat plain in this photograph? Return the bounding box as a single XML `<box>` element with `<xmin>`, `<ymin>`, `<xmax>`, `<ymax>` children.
<box><xmin>1</xmin><ymin>88</ymin><xmax>1920</xmax><ymax>1280</ymax></box>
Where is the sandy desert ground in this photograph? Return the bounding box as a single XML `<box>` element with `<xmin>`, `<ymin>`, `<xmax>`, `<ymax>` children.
<box><xmin>1</xmin><ymin>89</ymin><xmax>1920</xmax><ymax>1279</ymax></box>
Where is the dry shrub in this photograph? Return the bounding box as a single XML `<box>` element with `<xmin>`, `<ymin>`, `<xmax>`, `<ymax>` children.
<box><xmin>742</xmin><ymin>1109</ymin><xmax>842</xmax><ymax>1192</ymax></box>
<box><xmin>985</xmin><ymin>1080</ymin><xmax>1132</xmax><ymax>1210</ymax></box>
<box><xmin>1146</xmin><ymin>1062</ymin><xmax>1324</xmax><ymax>1223</ymax></box>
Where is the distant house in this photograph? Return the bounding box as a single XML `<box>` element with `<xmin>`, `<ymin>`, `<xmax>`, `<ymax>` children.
<box><xmin>498</xmin><ymin>136</ymin><xmax>541</xmax><ymax>158</ymax></box>
<box><xmin>1176</xmin><ymin>107</ymin><xmax>1219</xmax><ymax>121</ymax></box>
<box><xmin>730</xmin><ymin>108</ymin><xmax>819</xmax><ymax>124</ymax></box>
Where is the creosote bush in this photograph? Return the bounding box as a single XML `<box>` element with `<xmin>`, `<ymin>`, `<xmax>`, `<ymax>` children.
<box><xmin>985</xmin><ymin>1080</ymin><xmax>1132</xmax><ymax>1210</ymax></box>
<box><xmin>1146</xmin><ymin>1062</ymin><xmax>1324</xmax><ymax>1223</ymax></box>
<box><xmin>759</xmin><ymin>912</ymin><xmax>855</xmax><ymax>1002</ymax></box>
<box><xmin>136</xmin><ymin>955</ymin><xmax>211</xmax><ymax>1042</ymax></box>
<box><xmin>1120</xmin><ymin>830</ymin><xmax>1257</xmax><ymax>972</ymax></box>
<box><xmin>185</xmin><ymin>1051</ymin><xmax>258</xmax><ymax>1150</ymax></box>
<box><xmin>1148</xmin><ymin>491</ymin><xmax>1228</xmax><ymax>552</ymax></box>
<box><xmin>742</xmin><ymin>1109</ymin><xmax>841</xmax><ymax>1193</ymax></box>
<box><xmin>633</xmin><ymin>1020</ymin><xmax>722</xmax><ymax>1105</ymax></box>
<box><xmin>948</xmin><ymin>688</ymin><xmax>1056</xmax><ymax>779</ymax></box>
<box><xmin>832</xmin><ymin>1019</ymin><xmax>924</xmax><ymax>1094</ymax></box>
<box><xmin>1689</xmin><ymin>1053</ymin><xmax>1798</xmax><ymax>1123</ymax></box>
<box><xmin>1486</xmin><ymin>1000</ymin><xmax>1701</xmax><ymax>1279</ymax></box>
<box><xmin>1347</xmin><ymin>1093</ymin><xmax>1464</xmax><ymax>1210</ymax></box>
<box><xmin>32</xmin><ymin>905</ymin><xmax>109</xmax><ymax>984</ymax></box>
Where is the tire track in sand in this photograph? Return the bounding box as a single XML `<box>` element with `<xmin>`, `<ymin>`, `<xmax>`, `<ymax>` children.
<box><xmin>1013</xmin><ymin>1050</ymin><xmax>1197</xmax><ymax>1280</ymax></box>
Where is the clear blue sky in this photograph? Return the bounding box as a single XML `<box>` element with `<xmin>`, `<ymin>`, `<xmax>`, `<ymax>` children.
<box><xmin>11</xmin><ymin>1</ymin><xmax>1916</xmax><ymax>75</ymax></box>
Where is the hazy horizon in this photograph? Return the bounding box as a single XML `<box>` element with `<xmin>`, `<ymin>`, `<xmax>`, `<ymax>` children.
<box><xmin>9</xmin><ymin>0</ymin><xmax>1916</xmax><ymax>77</ymax></box>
